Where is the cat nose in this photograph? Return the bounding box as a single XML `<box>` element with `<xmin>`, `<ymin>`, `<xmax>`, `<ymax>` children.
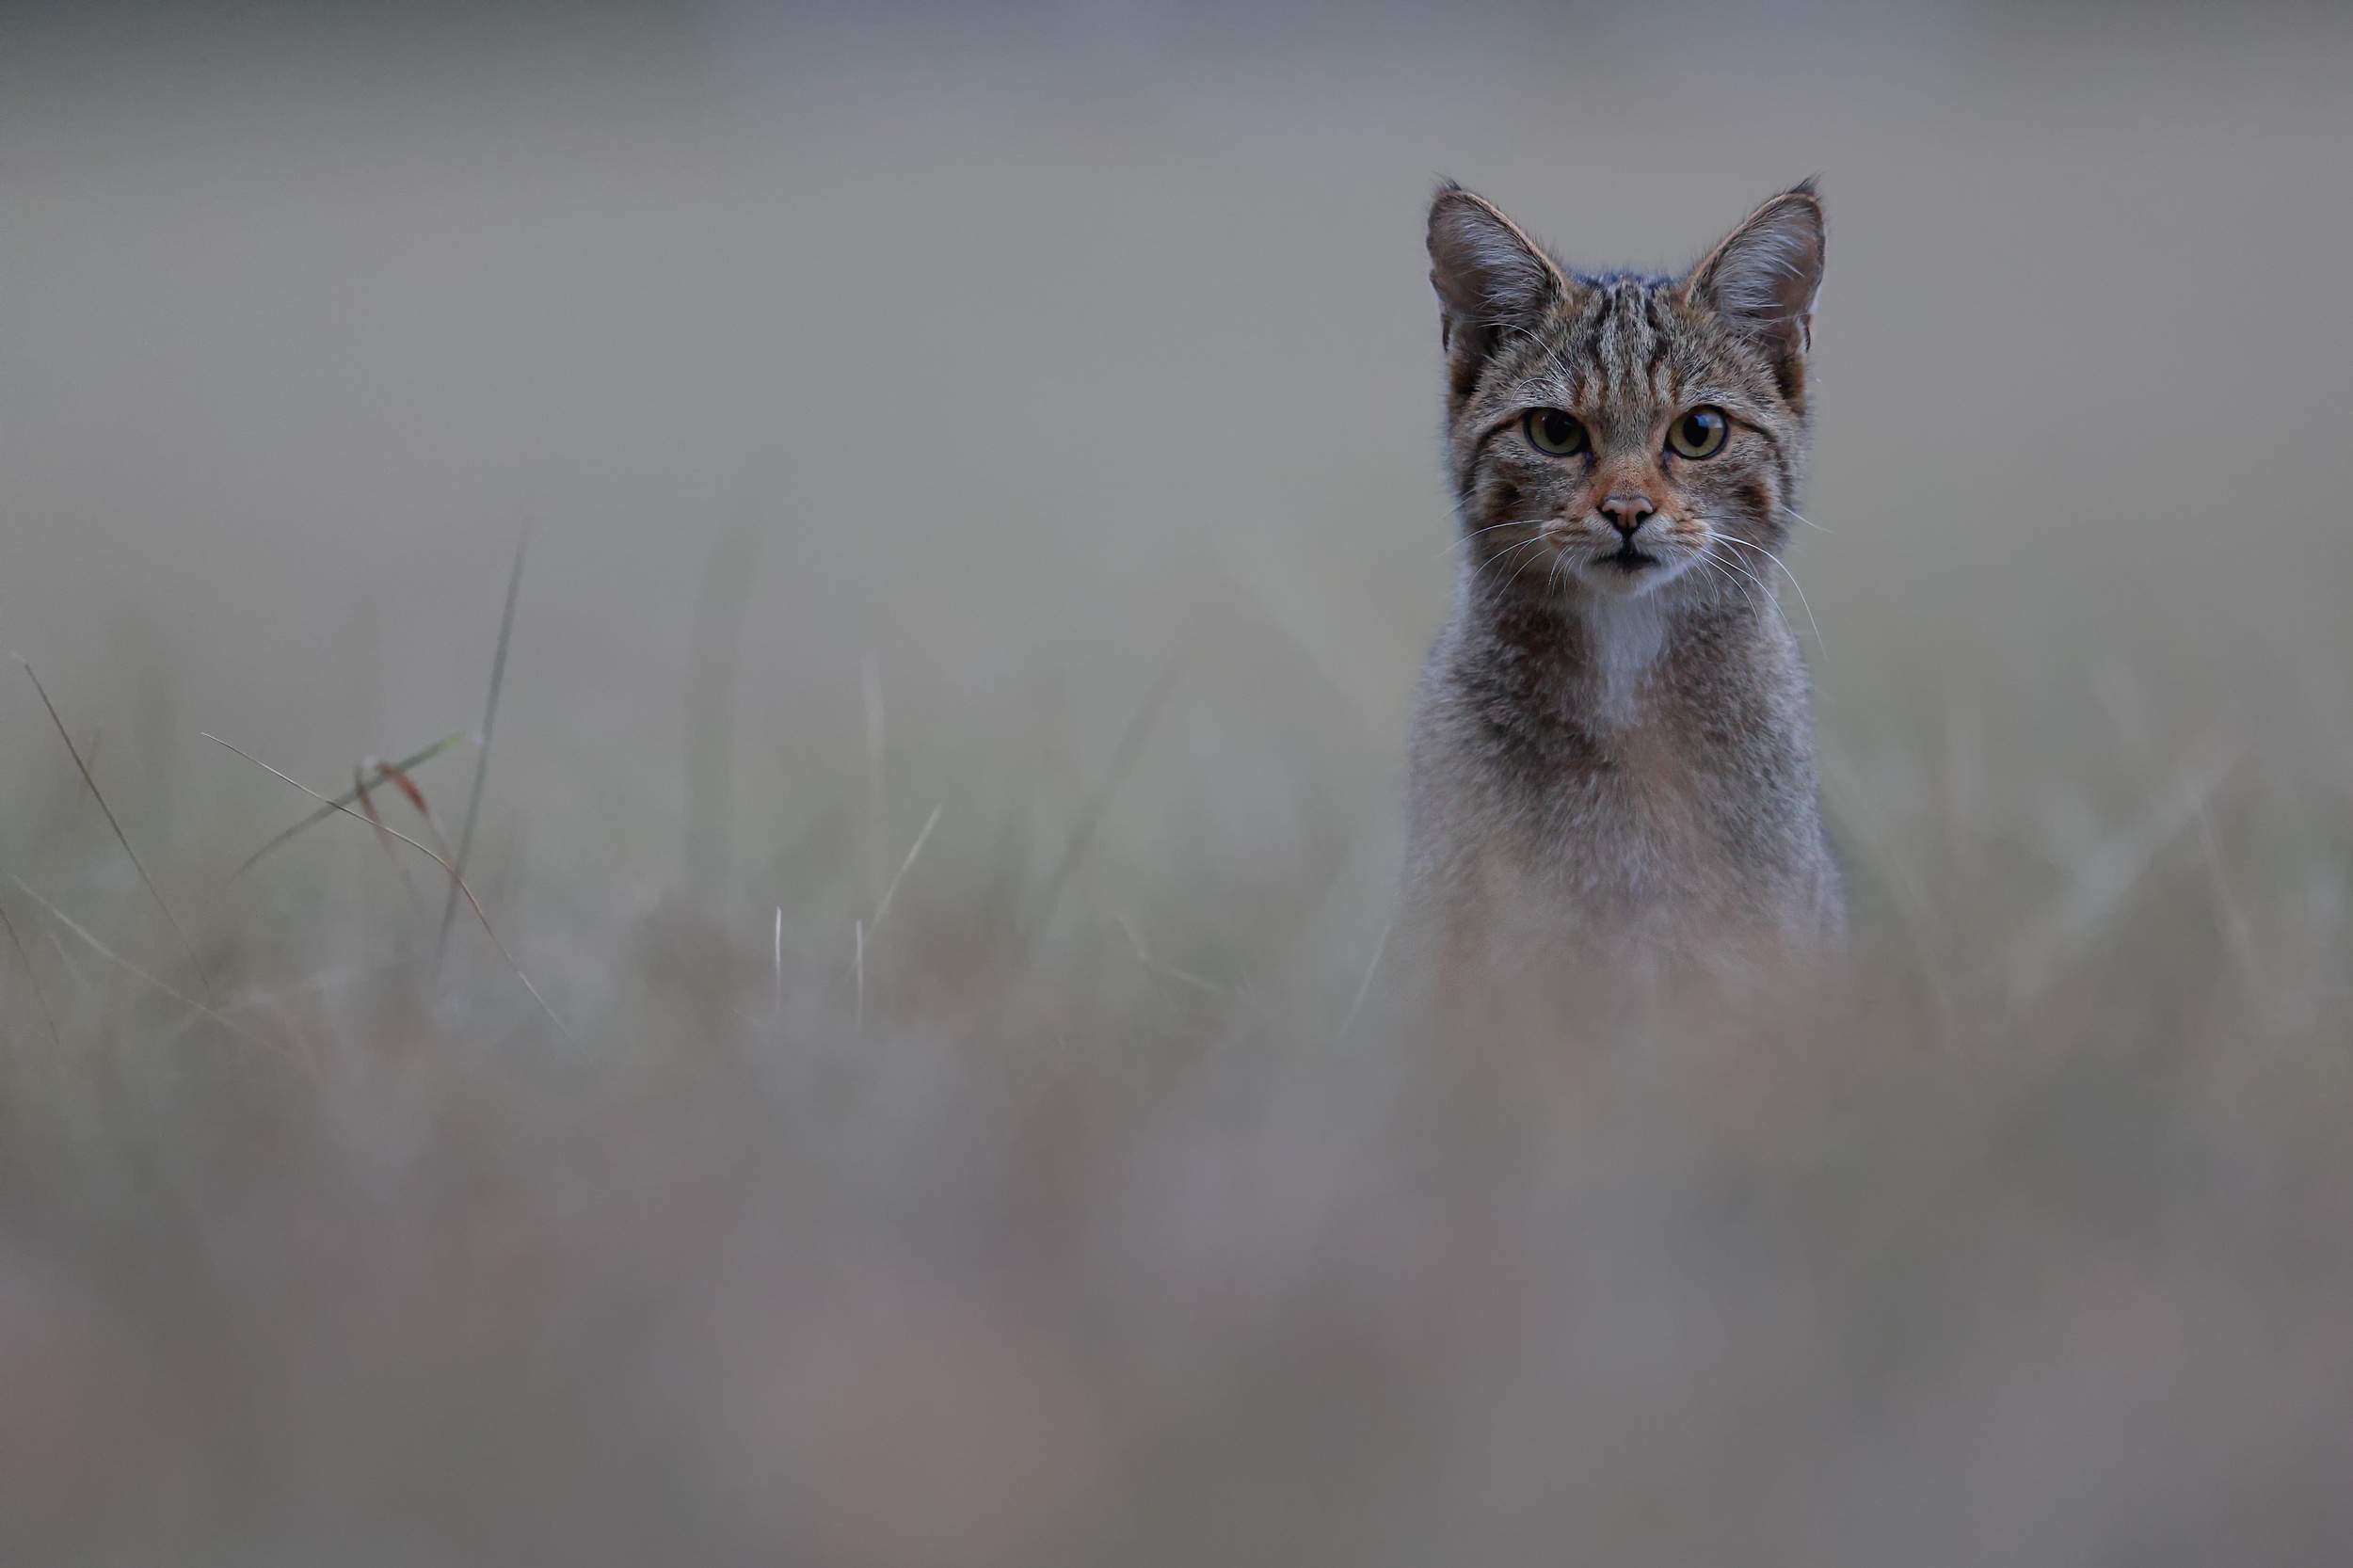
<box><xmin>1598</xmin><ymin>495</ymin><xmax>1656</xmax><ymax>537</ymax></box>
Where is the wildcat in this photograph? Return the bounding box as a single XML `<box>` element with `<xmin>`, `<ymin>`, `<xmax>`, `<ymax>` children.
<box><xmin>1401</xmin><ymin>181</ymin><xmax>1843</xmax><ymax>1000</ymax></box>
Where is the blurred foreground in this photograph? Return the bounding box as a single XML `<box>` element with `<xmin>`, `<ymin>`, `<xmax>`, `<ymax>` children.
<box><xmin>2</xmin><ymin>5</ymin><xmax>2351</xmax><ymax>1563</ymax></box>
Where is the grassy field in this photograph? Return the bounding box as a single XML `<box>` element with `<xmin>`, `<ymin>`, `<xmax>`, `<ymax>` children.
<box><xmin>2</xmin><ymin>6</ymin><xmax>2350</xmax><ymax>1562</ymax></box>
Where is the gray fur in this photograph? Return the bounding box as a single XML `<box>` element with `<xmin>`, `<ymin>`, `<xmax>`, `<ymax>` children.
<box><xmin>1403</xmin><ymin>183</ymin><xmax>1843</xmax><ymax>998</ymax></box>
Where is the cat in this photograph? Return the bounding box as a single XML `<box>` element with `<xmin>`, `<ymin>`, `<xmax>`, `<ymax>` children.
<box><xmin>1401</xmin><ymin>181</ymin><xmax>1843</xmax><ymax>1003</ymax></box>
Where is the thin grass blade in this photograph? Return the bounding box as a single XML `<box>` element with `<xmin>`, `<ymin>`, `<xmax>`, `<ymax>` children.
<box><xmin>21</xmin><ymin>658</ymin><xmax>212</xmax><ymax>998</ymax></box>
<box><xmin>436</xmin><ymin>531</ymin><xmax>528</xmax><ymax>965</ymax></box>
<box><xmin>1016</xmin><ymin>638</ymin><xmax>1194</xmax><ymax>964</ymax></box>
<box><xmin>205</xmin><ymin>733</ymin><xmax>568</xmax><ymax>1040</ymax></box>
<box><xmin>0</xmin><ymin>893</ymin><xmax>62</xmax><ymax>1046</ymax></box>
<box><xmin>223</xmin><ymin>730</ymin><xmax>466</xmax><ymax>888</ymax></box>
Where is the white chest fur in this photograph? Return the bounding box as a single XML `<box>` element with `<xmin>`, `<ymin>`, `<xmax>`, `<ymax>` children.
<box><xmin>1578</xmin><ymin>593</ymin><xmax>1669</xmax><ymax>728</ymax></box>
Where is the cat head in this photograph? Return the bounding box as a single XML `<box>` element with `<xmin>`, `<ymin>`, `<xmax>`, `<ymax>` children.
<box><xmin>1427</xmin><ymin>182</ymin><xmax>1824</xmax><ymax>607</ymax></box>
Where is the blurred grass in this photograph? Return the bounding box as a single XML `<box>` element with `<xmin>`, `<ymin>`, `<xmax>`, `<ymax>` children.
<box><xmin>2</xmin><ymin>5</ymin><xmax>2352</xmax><ymax>1564</ymax></box>
<box><xmin>3</xmin><ymin>551</ymin><xmax>2346</xmax><ymax>1565</ymax></box>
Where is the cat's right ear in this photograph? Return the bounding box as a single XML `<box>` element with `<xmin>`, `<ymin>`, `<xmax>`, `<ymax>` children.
<box><xmin>1427</xmin><ymin>184</ymin><xmax>1570</xmax><ymax>401</ymax></box>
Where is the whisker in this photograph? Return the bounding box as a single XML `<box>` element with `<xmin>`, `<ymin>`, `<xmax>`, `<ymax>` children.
<box><xmin>1717</xmin><ymin>534</ymin><xmax>1827</xmax><ymax>652</ymax></box>
<box><xmin>1703</xmin><ymin>545</ymin><xmax>1774</xmax><ymax>616</ymax></box>
<box><xmin>1485</xmin><ymin>546</ymin><xmax>1536</xmax><ymax>594</ymax></box>
<box><xmin>1469</xmin><ymin>533</ymin><xmax>1551</xmax><ymax>594</ymax></box>
<box><xmin>1776</xmin><ymin>504</ymin><xmax>1830</xmax><ymax>534</ymax></box>
<box><xmin>1483</xmin><ymin>540</ymin><xmax>1541</xmax><ymax>594</ymax></box>
<box><xmin>1696</xmin><ymin>552</ymin><xmax>1764</xmax><ymax>616</ymax></box>
<box><xmin>1442</xmin><ymin>517</ymin><xmax>1548</xmax><ymax>565</ymax></box>
<box><xmin>1504</xmin><ymin>536</ymin><xmax>1556</xmax><ymax>595</ymax></box>
<box><xmin>1467</xmin><ymin>518</ymin><xmax>1545</xmax><ymax>540</ymax></box>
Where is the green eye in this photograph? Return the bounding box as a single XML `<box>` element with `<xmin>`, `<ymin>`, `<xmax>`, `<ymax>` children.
<box><xmin>1524</xmin><ymin>408</ymin><xmax>1588</xmax><ymax>456</ymax></box>
<box><xmin>1668</xmin><ymin>406</ymin><xmax>1730</xmax><ymax>458</ymax></box>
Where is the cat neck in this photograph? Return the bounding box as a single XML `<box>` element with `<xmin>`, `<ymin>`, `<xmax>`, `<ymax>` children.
<box><xmin>1463</xmin><ymin>571</ymin><xmax>1766</xmax><ymax>731</ymax></box>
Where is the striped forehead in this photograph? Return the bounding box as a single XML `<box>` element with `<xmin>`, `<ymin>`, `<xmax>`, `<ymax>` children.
<box><xmin>1567</xmin><ymin>280</ymin><xmax>1677</xmax><ymax>423</ymax></box>
<box><xmin>1478</xmin><ymin>274</ymin><xmax>1713</xmax><ymax>443</ymax></box>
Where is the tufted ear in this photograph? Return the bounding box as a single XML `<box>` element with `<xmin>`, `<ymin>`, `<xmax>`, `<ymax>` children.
<box><xmin>1427</xmin><ymin>183</ymin><xmax>1571</xmax><ymax>402</ymax></box>
<box><xmin>1687</xmin><ymin>182</ymin><xmax>1825</xmax><ymax>386</ymax></box>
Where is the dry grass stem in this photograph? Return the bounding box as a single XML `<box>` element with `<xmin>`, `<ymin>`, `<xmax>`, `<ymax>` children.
<box><xmin>21</xmin><ymin>657</ymin><xmax>213</xmax><ymax>997</ymax></box>
<box><xmin>353</xmin><ymin>762</ymin><xmax>427</xmax><ymax>917</ymax></box>
<box><xmin>2002</xmin><ymin>729</ymin><xmax>2246</xmax><ymax>1008</ymax></box>
<box><xmin>1016</xmin><ymin>638</ymin><xmax>1194</xmax><ymax>962</ymax></box>
<box><xmin>374</xmin><ymin>758</ymin><xmax>454</xmax><ymax>860</ymax></box>
<box><xmin>9</xmin><ymin>875</ymin><xmax>272</xmax><ymax>1050</ymax></box>
<box><xmin>1341</xmin><ymin>917</ymin><xmax>1392</xmax><ymax>1035</ymax></box>
<box><xmin>871</xmin><ymin>804</ymin><xmax>942</xmax><ymax>937</ymax></box>
<box><xmin>0</xmin><ymin>892</ymin><xmax>62</xmax><ymax>1046</ymax></box>
<box><xmin>203</xmin><ymin>733</ymin><xmax>568</xmax><ymax>1039</ymax></box>
<box><xmin>222</xmin><ymin>730</ymin><xmax>467</xmax><ymax>888</ymax></box>
<box><xmin>862</xmin><ymin>652</ymin><xmax>888</xmax><ymax>903</ymax></box>
<box><xmin>436</xmin><ymin>530</ymin><xmax>528</xmax><ymax>964</ymax></box>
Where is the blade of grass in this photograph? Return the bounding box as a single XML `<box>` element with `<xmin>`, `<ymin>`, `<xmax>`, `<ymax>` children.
<box><xmin>21</xmin><ymin>658</ymin><xmax>212</xmax><ymax>999</ymax></box>
<box><xmin>871</xmin><ymin>804</ymin><xmax>941</xmax><ymax>937</ymax></box>
<box><xmin>45</xmin><ymin>929</ymin><xmax>96</xmax><ymax>1005</ymax></box>
<box><xmin>2001</xmin><ymin>728</ymin><xmax>2245</xmax><ymax>1009</ymax></box>
<box><xmin>0</xmin><ymin>893</ymin><xmax>62</xmax><ymax>1047</ymax></box>
<box><xmin>862</xmin><ymin>653</ymin><xmax>888</xmax><ymax>904</ymax></box>
<box><xmin>1116</xmin><ymin>913</ymin><xmax>1228</xmax><ymax>999</ymax></box>
<box><xmin>848</xmin><ymin>805</ymin><xmax>942</xmax><ymax>1032</ymax></box>
<box><xmin>1340</xmin><ymin>918</ymin><xmax>1392</xmax><ymax>1037</ymax></box>
<box><xmin>10</xmin><ymin>875</ymin><xmax>270</xmax><ymax>1049</ymax></box>
<box><xmin>436</xmin><ymin>531</ymin><xmax>528</xmax><ymax>966</ymax></box>
<box><xmin>1015</xmin><ymin>638</ymin><xmax>1194</xmax><ymax>965</ymax></box>
<box><xmin>684</xmin><ymin>509</ymin><xmax>765</xmax><ymax>898</ymax></box>
<box><xmin>205</xmin><ymin>733</ymin><xmax>568</xmax><ymax>1041</ymax></box>
<box><xmin>2192</xmin><ymin>791</ymin><xmax>2264</xmax><ymax>1009</ymax></box>
<box><xmin>354</xmin><ymin>762</ymin><xmax>383</xmax><ymax>835</ymax></box>
<box><xmin>356</xmin><ymin>763</ymin><xmax>427</xmax><ymax>917</ymax></box>
<box><xmin>376</xmin><ymin>759</ymin><xmax>452</xmax><ymax>857</ymax></box>
<box><xmin>1818</xmin><ymin>744</ymin><xmax>1960</xmax><ymax>1037</ymax></box>
<box><xmin>222</xmin><ymin>731</ymin><xmax>466</xmax><ymax>888</ymax></box>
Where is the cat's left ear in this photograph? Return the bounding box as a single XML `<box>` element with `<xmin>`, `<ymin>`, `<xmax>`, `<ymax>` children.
<box><xmin>1686</xmin><ymin>182</ymin><xmax>1825</xmax><ymax>385</ymax></box>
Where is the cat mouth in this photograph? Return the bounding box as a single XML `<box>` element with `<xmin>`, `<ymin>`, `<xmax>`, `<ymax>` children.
<box><xmin>1603</xmin><ymin>545</ymin><xmax>1657</xmax><ymax>571</ymax></box>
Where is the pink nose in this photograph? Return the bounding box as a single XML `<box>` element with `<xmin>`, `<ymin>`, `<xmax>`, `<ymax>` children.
<box><xmin>1598</xmin><ymin>494</ymin><xmax>1656</xmax><ymax>537</ymax></box>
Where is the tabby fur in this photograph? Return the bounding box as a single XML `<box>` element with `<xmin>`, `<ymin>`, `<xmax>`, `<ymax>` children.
<box><xmin>1402</xmin><ymin>181</ymin><xmax>1844</xmax><ymax>1000</ymax></box>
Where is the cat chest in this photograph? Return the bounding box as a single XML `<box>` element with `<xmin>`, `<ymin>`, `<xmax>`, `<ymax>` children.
<box><xmin>1515</xmin><ymin>716</ymin><xmax>1740</xmax><ymax>876</ymax></box>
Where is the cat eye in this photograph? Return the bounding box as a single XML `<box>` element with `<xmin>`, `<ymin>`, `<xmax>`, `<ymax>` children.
<box><xmin>1523</xmin><ymin>408</ymin><xmax>1588</xmax><ymax>456</ymax></box>
<box><xmin>1667</xmin><ymin>406</ymin><xmax>1730</xmax><ymax>459</ymax></box>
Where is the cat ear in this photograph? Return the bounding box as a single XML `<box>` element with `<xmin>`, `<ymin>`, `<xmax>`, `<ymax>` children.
<box><xmin>1687</xmin><ymin>182</ymin><xmax>1825</xmax><ymax>371</ymax></box>
<box><xmin>1428</xmin><ymin>183</ymin><xmax>1570</xmax><ymax>397</ymax></box>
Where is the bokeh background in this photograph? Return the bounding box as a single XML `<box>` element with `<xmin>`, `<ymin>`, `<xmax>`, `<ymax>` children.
<box><xmin>2</xmin><ymin>3</ymin><xmax>2350</xmax><ymax>1562</ymax></box>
